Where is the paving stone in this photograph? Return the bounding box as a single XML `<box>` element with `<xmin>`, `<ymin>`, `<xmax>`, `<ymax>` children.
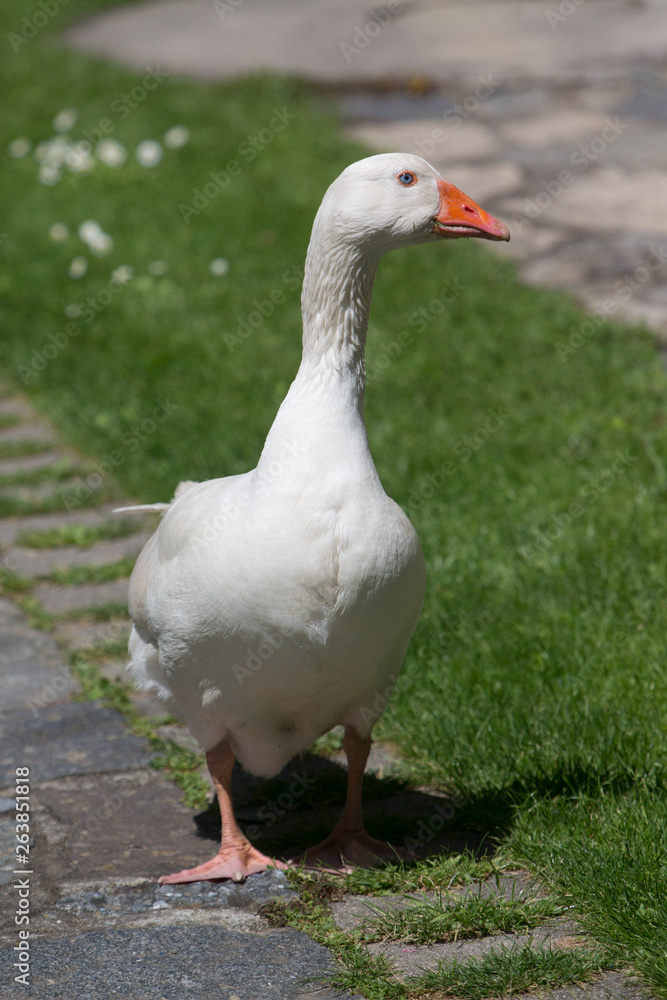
<box><xmin>525</xmin><ymin>167</ymin><xmax>667</xmax><ymax>234</ymax></box>
<box><xmin>0</xmin><ymin>450</ymin><xmax>68</xmax><ymax>479</ymax></box>
<box><xmin>0</xmin><ymin>421</ymin><xmax>54</xmax><ymax>447</ymax></box>
<box><xmin>520</xmin><ymin>255</ymin><xmax>589</xmax><ymax>289</ymax></box>
<box><xmin>0</xmin><ymin>598</ymin><xmax>78</xmax><ymax>713</ymax></box>
<box><xmin>0</xmin><ymin>398</ymin><xmax>33</xmax><ymax>421</ymax></box>
<box><xmin>330</xmin><ymin>871</ymin><xmax>545</xmax><ymax>931</ymax></box>
<box><xmin>61</xmin><ymin>0</ymin><xmax>667</xmax><ymax>85</ymax></box>
<box><xmin>31</xmin><ymin>578</ymin><xmax>129</xmax><ymax>614</ymax></box>
<box><xmin>368</xmin><ymin>919</ymin><xmax>583</xmax><ymax>976</ymax></box>
<box><xmin>428</xmin><ymin>160</ymin><xmax>524</xmax><ymax>202</ymax></box>
<box><xmin>2</xmin><ymin>531</ymin><xmax>151</xmax><ymax>577</ymax></box>
<box><xmin>53</xmin><ymin>617</ymin><xmax>130</xmax><ymax>651</ymax></box>
<box><xmin>53</xmin><ymin>867</ymin><xmax>296</xmax><ymax>925</ymax></box>
<box><xmin>519</xmin><ymin>970</ymin><xmax>652</xmax><ymax>1000</ymax></box>
<box><xmin>0</xmin><ymin>507</ymin><xmax>133</xmax><ymax>548</ymax></box>
<box><xmin>29</xmin><ymin>768</ymin><xmax>220</xmax><ymax>883</ymax></box>
<box><xmin>347</xmin><ymin>120</ymin><xmax>501</xmax><ymax>161</ymax></box>
<box><xmin>0</xmin><ymin>702</ymin><xmax>149</xmax><ymax>786</ymax></box>
<box><xmin>499</xmin><ymin>109</ymin><xmax>613</xmax><ymax>148</ymax></box>
<box><xmin>0</xmin><ymin>924</ymin><xmax>361</xmax><ymax>1000</ymax></box>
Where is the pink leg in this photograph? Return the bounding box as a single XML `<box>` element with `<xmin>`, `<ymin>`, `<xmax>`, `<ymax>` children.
<box><xmin>292</xmin><ymin>725</ymin><xmax>404</xmax><ymax>872</ymax></box>
<box><xmin>159</xmin><ymin>739</ymin><xmax>287</xmax><ymax>885</ymax></box>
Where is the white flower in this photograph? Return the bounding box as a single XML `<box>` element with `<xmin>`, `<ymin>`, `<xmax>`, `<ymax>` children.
<box><xmin>68</xmin><ymin>256</ymin><xmax>88</xmax><ymax>279</ymax></box>
<box><xmin>47</xmin><ymin>137</ymin><xmax>70</xmax><ymax>164</ymax></box>
<box><xmin>38</xmin><ymin>163</ymin><xmax>61</xmax><ymax>186</ymax></box>
<box><xmin>96</xmin><ymin>138</ymin><xmax>127</xmax><ymax>167</ymax></box>
<box><xmin>49</xmin><ymin>223</ymin><xmax>69</xmax><ymax>243</ymax></box>
<box><xmin>78</xmin><ymin>220</ymin><xmax>113</xmax><ymax>257</ymax></box>
<box><xmin>66</xmin><ymin>142</ymin><xmax>95</xmax><ymax>175</ymax></box>
<box><xmin>148</xmin><ymin>260</ymin><xmax>168</xmax><ymax>276</ymax></box>
<box><xmin>89</xmin><ymin>233</ymin><xmax>114</xmax><ymax>257</ymax></box>
<box><xmin>64</xmin><ymin>303</ymin><xmax>81</xmax><ymax>319</ymax></box>
<box><xmin>135</xmin><ymin>140</ymin><xmax>162</xmax><ymax>168</ymax></box>
<box><xmin>111</xmin><ymin>265</ymin><xmax>134</xmax><ymax>285</ymax></box>
<box><xmin>209</xmin><ymin>257</ymin><xmax>230</xmax><ymax>276</ymax></box>
<box><xmin>34</xmin><ymin>142</ymin><xmax>52</xmax><ymax>163</ymax></box>
<box><xmin>164</xmin><ymin>126</ymin><xmax>190</xmax><ymax>149</ymax></box>
<box><xmin>78</xmin><ymin>220</ymin><xmax>102</xmax><ymax>243</ymax></box>
<box><xmin>8</xmin><ymin>137</ymin><xmax>31</xmax><ymax>159</ymax></box>
<box><xmin>53</xmin><ymin>107</ymin><xmax>78</xmax><ymax>133</ymax></box>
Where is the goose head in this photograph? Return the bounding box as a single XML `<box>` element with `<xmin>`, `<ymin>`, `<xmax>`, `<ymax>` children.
<box><xmin>313</xmin><ymin>152</ymin><xmax>509</xmax><ymax>257</ymax></box>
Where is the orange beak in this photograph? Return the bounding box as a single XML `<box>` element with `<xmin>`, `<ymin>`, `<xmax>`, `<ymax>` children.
<box><xmin>433</xmin><ymin>179</ymin><xmax>510</xmax><ymax>242</ymax></box>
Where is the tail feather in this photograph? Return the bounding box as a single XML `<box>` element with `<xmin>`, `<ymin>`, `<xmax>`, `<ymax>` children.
<box><xmin>113</xmin><ymin>479</ymin><xmax>199</xmax><ymax>515</ymax></box>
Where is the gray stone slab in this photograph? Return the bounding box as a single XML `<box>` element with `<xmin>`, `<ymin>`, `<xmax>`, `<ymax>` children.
<box><xmin>3</xmin><ymin>531</ymin><xmax>150</xmax><ymax>578</ymax></box>
<box><xmin>0</xmin><ymin>598</ymin><xmax>78</xmax><ymax>713</ymax></box>
<box><xmin>331</xmin><ymin>872</ymin><xmax>544</xmax><ymax>931</ymax></box>
<box><xmin>53</xmin><ymin>617</ymin><xmax>130</xmax><ymax>651</ymax></box>
<box><xmin>520</xmin><ymin>971</ymin><xmax>653</xmax><ymax>1000</ymax></box>
<box><xmin>33</xmin><ymin>769</ymin><xmax>210</xmax><ymax>883</ymax></box>
<box><xmin>0</xmin><ymin>701</ymin><xmax>149</xmax><ymax>786</ymax></box>
<box><xmin>0</xmin><ymin>421</ymin><xmax>54</xmax><ymax>446</ymax></box>
<box><xmin>0</xmin><ymin>398</ymin><xmax>33</xmax><ymax>421</ymax></box>
<box><xmin>0</xmin><ymin>924</ymin><xmax>360</xmax><ymax>1000</ymax></box>
<box><xmin>55</xmin><ymin>867</ymin><xmax>296</xmax><ymax>921</ymax></box>
<box><xmin>369</xmin><ymin>920</ymin><xmax>583</xmax><ymax>975</ymax></box>
<box><xmin>0</xmin><ymin>451</ymin><xmax>67</xmax><ymax>479</ymax></box>
<box><xmin>0</xmin><ymin>504</ymin><xmax>148</xmax><ymax>548</ymax></box>
<box><xmin>62</xmin><ymin>0</ymin><xmax>667</xmax><ymax>85</ymax></box>
<box><xmin>31</xmin><ymin>578</ymin><xmax>129</xmax><ymax>615</ymax></box>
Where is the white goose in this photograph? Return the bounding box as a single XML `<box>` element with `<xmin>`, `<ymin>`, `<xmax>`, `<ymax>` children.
<box><xmin>125</xmin><ymin>153</ymin><xmax>509</xmax><ymax>884</ymax></box>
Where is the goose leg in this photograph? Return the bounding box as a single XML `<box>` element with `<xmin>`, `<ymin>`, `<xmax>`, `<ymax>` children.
<box><xmin>159</xmin><ymin>738</ymin><xmax>287</xmax><ymax>884</ymax></box>
<box><xmin>292</xmin><ymin>725</ymin><xmax>402</xmax><ymax>872</ymax></box>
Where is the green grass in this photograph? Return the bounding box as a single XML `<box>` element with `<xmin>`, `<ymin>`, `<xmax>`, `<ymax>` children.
<box><xmin>3</xmin><ymin>0</ymin><xmax>667</xmax><ymax>995</ymax></box>
<box><xmin>0</xmin><ymin>457</ymin><xmax>77</xmax><ymax>486</ymax></box>
<box><xmin>17</xmin><ymin>518</ymin><xmax>140</xmax><ymax>548</ymax></box>
<box><xmin>265</xmin><ymin>885</ymin><xmax>610</xmax><ymax>999</ymax></box>
<box><xmin>409</xmin><ymin>944</ymin><xmax>614</xmax><ymax>1000</ymax></box>
<box><xmin>49</xmin><ymin>555</ymin><xmax>135</xmax><ymax>585</ymax></box>
<box><xmin>0</xmin><ymin>439</ymin><xmax>53</xmax><ymax>460</ymax></box>
<box><xmin>0</xmin><ymin>479</ymin><xmax>116</xmax><ymax>516</ymax></box>
<box><xmin>358</xmin><ymin>890</ymin><xmax>566</xmax><ymax>945</ymax></box>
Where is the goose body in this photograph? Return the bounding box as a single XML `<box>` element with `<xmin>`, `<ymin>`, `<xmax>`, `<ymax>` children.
<box><xmin>126</xmin><ymin>153</ymin><xmax>509</xmax><ymax>882</ymax></box>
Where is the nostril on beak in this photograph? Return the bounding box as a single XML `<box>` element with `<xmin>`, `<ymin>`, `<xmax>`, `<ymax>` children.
<box><xmin>463</xmin><ymin>205</ymin><xmax>478</xmax><ymax>217</ymax></box>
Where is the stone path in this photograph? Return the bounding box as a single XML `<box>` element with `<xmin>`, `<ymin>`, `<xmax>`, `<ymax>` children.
<box><xmin>0</xmin><ymin>388</ymin><xmax>653</xmax><ymax>994</ymax></box>
<box><xmin>5</xmin><ymin>3</ymin><xmax>667</xmax><ymax>992</ymax></box>
<box><xmin>64</xmin><ymin>0</ymin><xmax>667</xmax><ymax>338</ymax></box>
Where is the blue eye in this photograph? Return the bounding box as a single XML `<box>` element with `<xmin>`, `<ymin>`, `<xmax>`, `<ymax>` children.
<box><xmin>397</xmin><ymin>171</ymin><xmax>416</xmax><ymax>186</ymax></box>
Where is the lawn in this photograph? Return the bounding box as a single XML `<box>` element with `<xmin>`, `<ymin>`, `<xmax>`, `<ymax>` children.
<box><xmin>3</xmin><ymin>0</ymin><xmax>667</xmax><ymax>995</ymax></box>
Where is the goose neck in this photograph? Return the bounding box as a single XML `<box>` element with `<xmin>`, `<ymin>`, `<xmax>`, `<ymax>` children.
<box><xmin>299</xmin><ymin>234</ymin><xmax>380</xmax><ymax>386</ymax></box>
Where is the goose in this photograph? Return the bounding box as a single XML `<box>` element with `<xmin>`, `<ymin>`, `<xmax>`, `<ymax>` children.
<box><xmin>123</xmin><ymin>153</ymin><xmax>509</xmax><ymax>884</ymax></box>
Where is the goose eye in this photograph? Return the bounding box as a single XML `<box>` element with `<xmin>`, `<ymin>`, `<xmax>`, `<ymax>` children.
<box><xmin>397</xmin><ymin>171</ymin><xmax>416</xmax><ymax>186</ymax></box>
